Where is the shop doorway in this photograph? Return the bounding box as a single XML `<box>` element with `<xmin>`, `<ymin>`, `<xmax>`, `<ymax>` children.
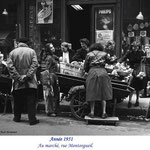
<box><xmin>67</xmin><ymin>4</ymin><xmax>91</xmax><ymax>51</ymax></box>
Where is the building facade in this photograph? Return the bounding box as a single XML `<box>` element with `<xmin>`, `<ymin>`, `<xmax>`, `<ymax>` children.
<box><xmin>0</xmin><ymin>0</ymin><xmax>150</xmax><ymax>58</ymax></box>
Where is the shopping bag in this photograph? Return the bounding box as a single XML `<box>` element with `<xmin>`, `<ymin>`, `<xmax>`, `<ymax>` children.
<box><xmin>40</xmin><ymin>70</ymin><xmax>50</xmax><ymax>85</ymax></box>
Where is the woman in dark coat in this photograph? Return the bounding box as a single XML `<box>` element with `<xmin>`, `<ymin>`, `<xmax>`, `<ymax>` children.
<box><xmin>72</xmin><ymin>38</ymin><xmax>90</xmax><ymax>62</ymax></box>
<box><xmin>118</xmin><ymin>41</ymin><xmax>146</xmax><ymax>108</ymax></box>
<box><xmin>84</xmin><ymin>43</ymin><xmax>112</xmax><ymax>118</ymax></box>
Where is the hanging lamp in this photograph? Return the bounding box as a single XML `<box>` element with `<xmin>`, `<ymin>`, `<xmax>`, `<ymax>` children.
<box><xmin>136</xmin><ymin>0</ymin><xmax>144</xmax><ymax>20</ymax></box>
<box><xmin>2</xmin><ymin>9</ymin><xmax>8</xmax><ymax>15</ymax></box>
<box><xmin>136</xmin><ymin>12</ymin><xmax>144</xmax><ymax>20</ymax></box>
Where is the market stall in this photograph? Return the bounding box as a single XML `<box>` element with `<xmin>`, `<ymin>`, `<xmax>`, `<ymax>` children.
<box><xmin>56</xmin><ymin>61</ymin><xmax>134</xmax><ymax>121</ymax></box>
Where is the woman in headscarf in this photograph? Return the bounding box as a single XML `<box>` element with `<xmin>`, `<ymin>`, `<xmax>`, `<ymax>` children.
<box><xmin>84</xmin><ymin>43</ymin><xmax>112</xmax><ymax>118</ymax></box>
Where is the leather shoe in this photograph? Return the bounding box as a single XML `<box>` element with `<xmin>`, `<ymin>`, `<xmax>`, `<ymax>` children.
<box><xmin>13</xmin><ymin>117</ymin><xmax>21</xmax><ymax>122</ymax></box>
<box><xmin>47</xmin><ymin>113</ymin><xmax>57</xmax><ymax>117</ymax></box>
<box><xmin>101</xmin><ymin>113</ymin><xmax>108</xmax><ymax>119</ymax></box>
<box><xmin>134</xmin><ymin>101</ymin><xmax>139</xmax><ymax>107</ymax></box>
<box><xmin>29</xmin><ymin>120</ymin><xmax>39</xmax><ymax>125</ymax></box>
<box><xmin>88</xmin><ymin>113</ymin><xmax>94</xmax><ymax>118</ymax></box>
<box><xmin>50</xmin><ymin>113</ymin><xmax>56</xmax><ymax>117</ymax></box>
<box><xmin>128</xmin><ymin>102</ymin><xmax>132</xmax><ymax>108</ymax></box>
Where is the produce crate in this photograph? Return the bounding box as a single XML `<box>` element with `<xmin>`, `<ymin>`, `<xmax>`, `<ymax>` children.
<box><xmin>59</xmin><ymin>62</ymin><xmax>83</xmax><ymax>77</ymax></box>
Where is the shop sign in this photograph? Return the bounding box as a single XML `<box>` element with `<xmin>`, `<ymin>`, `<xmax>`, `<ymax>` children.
<box><xmin>36</xmin><ymin>0</ymin><xmax>53</xmax><ymax>24</ymax></box>
<box><xmin>94</xmin><ymin>7</ymin><xmax>114</xmax><ymax>46</ymax></box>
<box><xmin>96</xmin><ymin>30</ymin><xmax>113</xmax><ymax>46</ymax></box>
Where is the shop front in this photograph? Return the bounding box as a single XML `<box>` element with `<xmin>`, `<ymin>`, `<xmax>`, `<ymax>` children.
<box><xmin>20</xmin><ymin>0</ymin><xmax>122</xmax><ymax>58</ymax></box>
<box><xmin>27</xmin><ymin>0</ymin><xmax>149</xmax><ymax>58</ymax></box>
<box><xmin>62</xmin><ymin>0</ymin><xmax>122</xmax><ymax>57</ymax></box>
<box><xmin>1</xmin><ymin>0</ymin><xmax>150</xmax><ymax>59</ymax></box>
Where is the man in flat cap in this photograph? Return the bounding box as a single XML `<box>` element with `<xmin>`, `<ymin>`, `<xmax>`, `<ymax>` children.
<box><xmin>7</xmin><ymin>37</ymin><xmax>39</xmax><ymax>125</ymax></box>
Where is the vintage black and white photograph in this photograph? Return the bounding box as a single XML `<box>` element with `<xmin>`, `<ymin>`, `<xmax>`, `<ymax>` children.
<box><xmin>0</xmin><ymin>0</ymin><xmax>150</xmax><ymax>149</ymax></box>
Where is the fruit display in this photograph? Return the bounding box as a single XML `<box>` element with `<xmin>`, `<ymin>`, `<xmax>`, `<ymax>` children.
<box><xmin>71</xmin><ymin>61</ymin><xmax>84</xmax><ymax>68</ymax></box>
<box><xmin>105</xmin><ymin>62</ymin><xmax>133</xmax><ymax>79</ymax></box>
<box><xmin>115</xmin><ymin>62</ymin><xmax>133</xmax><ymax>77</ymax></box>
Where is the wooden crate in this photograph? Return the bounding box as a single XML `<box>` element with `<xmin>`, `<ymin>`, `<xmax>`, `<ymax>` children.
<box><xmin>59</xmin><ymin>62</ymin><xmax>83</xmax><ymax>77</ymax></box>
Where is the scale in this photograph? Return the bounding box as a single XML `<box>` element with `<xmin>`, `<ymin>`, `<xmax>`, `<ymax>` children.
<box><xmin>84</xmin><ymin>116</ymin><xmax>119</xmax><ymax>126</ymax></box>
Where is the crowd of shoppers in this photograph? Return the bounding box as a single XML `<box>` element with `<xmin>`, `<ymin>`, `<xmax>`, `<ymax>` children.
<box><xmin>1</xmin><ymin>35</ymin><xmax>150</xmax><ymax>125</ymax></box>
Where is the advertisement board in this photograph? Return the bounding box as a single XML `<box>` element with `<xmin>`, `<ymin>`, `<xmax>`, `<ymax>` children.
<box><xmin>94</xmin><ymin>7</ymin><xmax>114</xmax><ymax>46</ymax></box>
<box><xmin>36</xmin><ymin>0</ymin><xmax>53</xmax><ymax>24</ymax></box>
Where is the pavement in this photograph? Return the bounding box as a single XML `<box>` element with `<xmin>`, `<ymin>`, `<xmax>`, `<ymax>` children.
<box><xmin>37</xmin><ymin>93</ymin><xmax>150</xmax><ymax>120</ymax></box>
<box><xmin>115</xmin><ymin>93</ymin><xmax>150</xmax><ymax>118</ymax></box>
<box><xmin>1</xmin><ymin>92</ymin><xmax>150</xmax><ymax>120</ymax></box>
<box><xmin>1</xmin><ymin>94</ymin><xmax>150</xmax><ymax>135</ymax></box>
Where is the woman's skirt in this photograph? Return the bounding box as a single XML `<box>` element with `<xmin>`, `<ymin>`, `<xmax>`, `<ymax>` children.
<box><xmin>86</xmin><ymin>67</ymin><xmax>112</xmax><ymax>102</ymax></box>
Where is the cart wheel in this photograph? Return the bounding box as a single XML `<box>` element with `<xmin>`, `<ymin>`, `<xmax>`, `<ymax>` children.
<box><xmin>70</xmin><ymin>89</ymin><xmax>89</xmax><ymax>121</ymax></box>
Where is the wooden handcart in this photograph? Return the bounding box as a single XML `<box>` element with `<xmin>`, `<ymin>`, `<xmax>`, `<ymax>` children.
<box><xmin>56</xmin><ymin>73</ymin><xmax>134</xmax><ymax>122</ymax></box>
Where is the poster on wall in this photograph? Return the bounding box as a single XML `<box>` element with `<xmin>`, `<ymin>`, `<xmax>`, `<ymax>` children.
<box><xmin>95</xmin><ymin>7</ymin><xmax>114</xmax><ymax>45</ymax></box>
<box><xmin>96</xmin><ymin>30</ymin><xmax>113</xmax><ymax>46</ymax></box>
<box><xmin>36</xmin><ymin>0</ymin><xmax>53</xmax><ymax>24</ymax></box>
